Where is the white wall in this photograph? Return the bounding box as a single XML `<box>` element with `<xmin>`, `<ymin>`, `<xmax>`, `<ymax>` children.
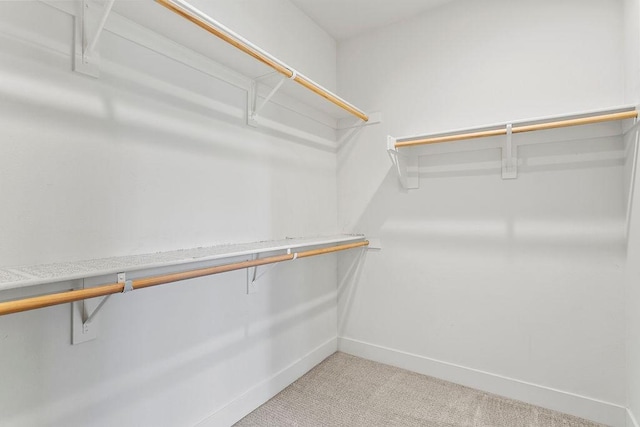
<box><xmin>337</xmin><ymin>0</ymin><xmax>628</xmax><ymax>425</ymax></box>
<box><xmin>0</xmin><ymin>1</ymin><xmax>339</xmax><ymax>426</ymax></box>
<box><xmin>624</xmin><ymin>0</ymin><xmax>640</xmax><ymax>424</ymax></box>
<box><xmin>625</xmin><ymin>128</ymin><xmax>640</xmax><ymax>427</ymax></box>
<box><xmin>625</xmin><ymin>0</ymin><xmax>640</xmax><ymax>107</ymax></box>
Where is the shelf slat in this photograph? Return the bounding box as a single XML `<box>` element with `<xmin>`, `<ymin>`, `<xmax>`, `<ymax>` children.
<box><xmin>0</xmin><ymin>240</ymin><xmax>369</xmax><ymax>317</ymax></box>
<box><xmin>0</xmin><ymin>235</ymin><xmax>367</xmax><ymax>292</ymax></box>
<box><xmin>155</xmin><ymin>0</ymin><xmax>369</xmax><ymax>122</ymax></box>
<box><xmin>394</xmin><ymin>106</ymin><xmax>638</xmax><ymax>148</ymax></box>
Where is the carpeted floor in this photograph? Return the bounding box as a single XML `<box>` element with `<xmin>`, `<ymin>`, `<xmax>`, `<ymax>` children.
<box><xmin>235</xmin><ymin>352</ymin><xmax>605</xmax><ymax>427</ymax></box>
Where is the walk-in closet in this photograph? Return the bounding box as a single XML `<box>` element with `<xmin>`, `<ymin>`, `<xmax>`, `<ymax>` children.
<box><xmin>1</xmin><ymin>1</ymin><xmax>639</xmax><ymax>426</ymax></box>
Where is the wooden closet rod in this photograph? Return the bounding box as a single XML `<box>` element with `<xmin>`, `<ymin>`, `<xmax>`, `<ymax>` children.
<box><xmin>0</xmin><ymin>241</ymin><xmax>369</xmax><ymax>317</ymax></box>
<box><xmin>395</xmin><ymin>110</ymin><xmax>638</xmax><ymax>148</ymax></box>
<box><xmin>156</xmin><ymin>0</ymin><xmax>369</xmax><ymax>122</ymax></box>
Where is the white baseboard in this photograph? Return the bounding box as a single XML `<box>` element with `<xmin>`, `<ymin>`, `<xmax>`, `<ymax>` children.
<box><xmin>339</xmin><ymin>337</ymin><xmax>626</xmax><ymax>427</ymax></box>
<box><xmin>196</xmin><ymin>337</ymin><xmax>337</xmax><ymax>427</ymax></box>
<box><xmin>629</xmin><ymin>408</ymin><xmax>640</xmax><ymax>427</ymax></box>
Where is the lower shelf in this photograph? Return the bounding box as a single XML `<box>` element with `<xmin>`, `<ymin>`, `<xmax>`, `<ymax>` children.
<box><xmin>0</xmin><ymin>234</ymin><xmax>366</xmax><ymax>292</ymax></box>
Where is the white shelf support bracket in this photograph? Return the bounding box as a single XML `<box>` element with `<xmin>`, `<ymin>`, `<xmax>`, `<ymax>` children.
<box><xmin>73</xmin><ymin>0</ymin><xmax>115</xmax><ymax>78</ymax></box>
<box><xmin>253</xmin><ymin>76</ymin><xmax>287</xmax><ymax>117</ymax></box>
<box><xmin>83</xmin><ymin>294</ymin><xmax>111</xmax><ymax>326</ymax></box>
<box><xmin>72</xmin><ymin>279</ymin><xmax>98</xmax><ymax>345</ymax></box>
<box><xmin>246</xmin><ymin>249</ymin><xmax>295</xmax><ymax>294</ymax></box>
<box><xmin>72</xmin><ymin>271</ymin><xmax>130</xmax><ymax>345</ymax></box>
<box><xmin>247</xmin><ymin>254</ymin><xmax>259</xmax><ymax>294</ymax></box>
<box><xmin>388</xmin><ymin>136</ymin><xmax>419</xmax><ymax>189</ymax></box>
<box><xmin>502</xmin><ymin>123</ymin><xmax>518</xmax><ymax>179</ymax></box>
<box><xmin>118</xmin><ymin>271</ymin><xmax>134</xmax><ymax>293</ymax></box>
<box><xmin>247</xmin><ymin>71</ymin><xmax>297</xmax><ymax>127</ymax></box>
<box><xmin>247</xmin><ymin>80</ymin><xmax>257</xmax><ymax>127</ymax></box>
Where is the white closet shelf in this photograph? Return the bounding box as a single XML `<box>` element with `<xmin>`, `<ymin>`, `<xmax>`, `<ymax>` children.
<box><xmin>153</xmin><ymin>0</ymin><xmax>368</xmax><ymax>122</ymax></box>
<box><xmin>0</xmin><ymin>235</ymin><xmax>367</xmax><ymax>292</ymax></box>
<box><xmin>388</xmin><ymin>105</ymin><xmax>639</xmax><ymax>187</ymax></box>
<box><xmin>48</xmin><ymin>0</ymin><xmax>373</xmax><ymax>133</ymax></box>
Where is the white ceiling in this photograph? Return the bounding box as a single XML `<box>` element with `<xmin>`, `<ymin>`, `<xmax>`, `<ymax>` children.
<box><xmin>289</xmin><ymin>0</ymin><xmax>453</xmax><ymax>41</ymax></box>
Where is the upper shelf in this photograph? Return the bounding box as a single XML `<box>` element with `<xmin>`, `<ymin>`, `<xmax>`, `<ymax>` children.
<box><xmin>155</xmin><ymin>0</ymin><xmax>368</xmax><ymax>122</ymax></box>
<box><xmin>0</xmin><ymin>235</ymin><xmax>367</xmax><ymax>292</ymax></box>
<box><xmin>388</xmin><ymin>105</ymin><xmax>639</xmax><ymax>187</ymax></box>
<box><xmin>103</xmin><ymin>0</ymin><xmax>368</xmax><ymax>123</ymax></box>
<box><xmin>392</xmin><ymin>106</ymin><xmax>638</xmax><ymax>149</ymax></box>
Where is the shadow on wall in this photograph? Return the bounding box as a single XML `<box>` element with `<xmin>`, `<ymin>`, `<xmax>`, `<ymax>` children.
<box><xmin>336</xmin><ymin>131</ymin><xmax>627</xmax><ymax>403</ymax></box>
<box><xmin>0</xmin><ymin>266</ymin><xmax>336</xmax><ymax>426</ymax></box>
<box><xmin>337</xmin><ymin>249</ymin><xmax>368</xmax><ymax>336</ymax></box>
<box><xmin>0</xmin><ymin>31</ymin><xmax>335</xmax><ymax>166</ymax></box>
<box><xmin>412</xmin><ymin>137</ymin><xmax>625</xmax><ymax>180</ymax></box>
<box><xmin>350</xmin><ymin>133</ymin><xmax>627</xmax><ymax>257</ymax></box>
<box><xmin>0</xmin><ymin>29</ymin><xmax>341</xmax><ymax>263</ymax></box>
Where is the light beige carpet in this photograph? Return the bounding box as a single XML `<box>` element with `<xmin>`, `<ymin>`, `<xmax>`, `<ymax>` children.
<box><xmin>235</xmin><ymin>352</ymin><xmax>605</xmax><ymax>427</ymax></box>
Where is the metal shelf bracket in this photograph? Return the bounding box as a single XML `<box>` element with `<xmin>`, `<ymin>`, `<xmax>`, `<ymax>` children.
<box><xmin>72</xmin><ymin>272</ymin><xmax>130</xmax><ymax>345</ymax></box>
<box><xmin>388</xmin><ymin>136</ymin><xmax>419</xmax><ymax>189</ymax></box>
<box><xmin>247</xmin><ymin>71</ymin><xmax>296</xmax><ymax>127</ymax></box>
<box><xmin>502</xmin><ymin>123</ymin><xmax>518</xmax><ymax>179</ymax></box>
<box><xmin>74</xmin><ymin>0</ymin><xmax>115</xmax><ymax>77</ymax></box>
<box><xmin>246</xmin><ymin>249</ymin><xmax>297</xmax><ymax>294</ymax></box>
